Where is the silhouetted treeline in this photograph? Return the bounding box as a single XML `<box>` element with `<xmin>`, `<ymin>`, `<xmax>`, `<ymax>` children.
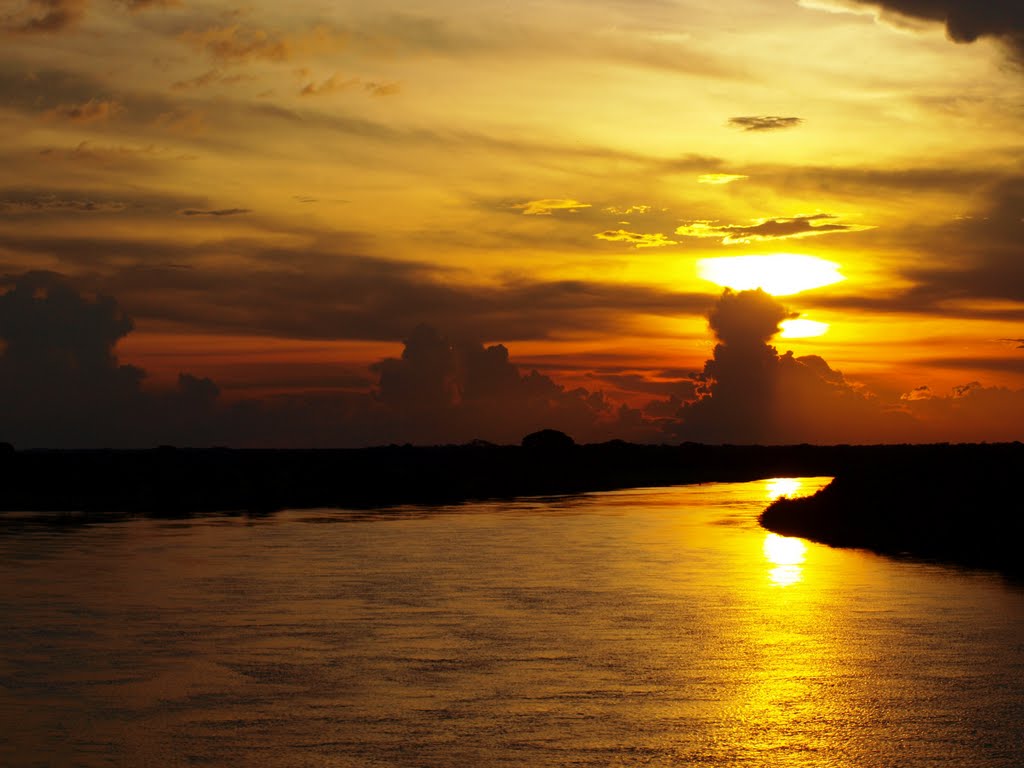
<box><xmin>1</xmin><ymin>438</ymin><xmax>1020</xmax><ymax>525</ymax></box>
<box><xmin>0</xmin><ymin>438</ymin><xmax>843</xmax><ymax>517</ymax></box>
<box><xmin>760</xmin><ymin>441</ymin><xmax>1024</xmax><ymax>577</ymax></box>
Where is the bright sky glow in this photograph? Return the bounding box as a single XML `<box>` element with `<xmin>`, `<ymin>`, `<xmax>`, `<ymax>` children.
<box><xmin>698</xmin><ymin>255</ymin><xmax>845</xmax><ymax>296</ymax></box>
<box><xmin>780</xmin><ymin>319</ymin><xmax>830</xmax><ymax>339</ymax></box>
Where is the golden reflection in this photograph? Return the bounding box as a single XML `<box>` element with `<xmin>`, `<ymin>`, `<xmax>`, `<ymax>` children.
<box><xmin>764</xmin><ymin>533</ymin><xmax>807</xmax><ymax>587</ymax></box>
<box><xmin>697</xmin><ymin>254</ymin><xmax>844</xmax><ymax>296</ymax></box>
<box><xmin>766</xmin><ymin>477</ymin><xmax>802</xmax><ymax>501</ymax></box>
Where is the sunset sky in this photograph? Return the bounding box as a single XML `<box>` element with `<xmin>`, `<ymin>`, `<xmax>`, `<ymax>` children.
<box><xmin>2</xmin><ymin>0</ymin><xmax>1023</xmax><ymax>447</ymax></box>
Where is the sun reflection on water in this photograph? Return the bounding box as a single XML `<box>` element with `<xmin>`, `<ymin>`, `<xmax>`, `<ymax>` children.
<box><xmin>766</xmin><ymin>477</ymin><xmax>802</xmax><ymax>501</ymax></box>
<box><xmin>764</xmin><ymin>533</ymin><xmax>807</xmax><ymax>587</ymax></box>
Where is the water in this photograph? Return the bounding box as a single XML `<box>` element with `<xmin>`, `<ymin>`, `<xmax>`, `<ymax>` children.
<box><xmin>1</xmin><ymin>478</ymin><xmax>1023</xmax><ymax>767</ymax></box>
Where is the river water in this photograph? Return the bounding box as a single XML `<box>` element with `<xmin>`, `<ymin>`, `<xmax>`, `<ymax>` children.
<box><xmin>1</xmin><ymin>478</ymin><xmax>1022</xmax><ymax>767</ymax></box>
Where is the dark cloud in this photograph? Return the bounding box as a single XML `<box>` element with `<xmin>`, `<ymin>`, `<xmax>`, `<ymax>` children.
<box><xmin>728</xmin><ymin>116</ymin><xmax>803</xmax><ymax>132</ymax></box>
<box><xmin>0</xmin><ymin>233</ymin><xmax>716</xmax><ymax>342</ymax></box>
<box><xmin>0</xmin><ymin>272</ymin><xmax>244</xmax><ymax>448</ymax></box>
<box><xmin>900</xmin><ymin>177</ymin><xmax>1024</xmax><ymax>304</ymax></box>
<box><xmin>180</xmin><ymin>208</ymin><xmax>252</xmax><ymax>217</ymax></box>
<box><xmin>368</xmin><ymin>325</ymin><xmax>656</xmax><ymax>445</ymax></box>
<box><xmin>675</xmin><ymin>213</ymin><xmax>868</xmax><ymax>244</ymax></box>
<box><xmin>675</xmin><ymin>289</ymin><xmax>917</xmax><ymax>444</ymax></box>
<box><xmin>0</xmin><ymin>273</ymin><xmax>655</xmax><ymax>447</ymax></box>
<box><xmin>844</xmin><ymin>0</ymin><xmax>1024</xmax><ymax>62</ymax></box>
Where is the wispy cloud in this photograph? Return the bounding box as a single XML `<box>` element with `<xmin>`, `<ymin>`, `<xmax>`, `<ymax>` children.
<box><xmin>512</xmin><ymin>199</ymin><xmax>591</xmax><ymax>215</ymax></box>
<box><xmin>180</xmin><ymin>208</ymin><xmax>252</xmax><ymax>217</ymax></box>
<box><xmin>2</xmin><ymin>0</ymin><xmax>86</xmax><ymax>34</ymax></box>
<box><xmin>594</xmin><ymin>230</ymin><xmax>678</xmax><ymax>248</ymax></box>
<box><xmin>675</xmin><ymin>213</ymin><xmax>870</xmax><ymax>244</ymax></box>
<box><xmin>698</xmin><ymin>173</ymin><xmax>749</xmax><ymax>185</ymax></box>
<box><xmin>43</xmin><ymin>98</ymin><xmax>122</xmax><ymax>123</ymax></box>
<box><xmin>728</xmin><ymin>116</ymin><xmax>803</xmax><ymax>131</ymax></box>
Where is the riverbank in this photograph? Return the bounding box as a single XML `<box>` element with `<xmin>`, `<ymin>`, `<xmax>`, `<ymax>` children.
<box><xmin>2</xmin><ymin>439</ymin><xmax>1020</xmax><ymax>523</ymax></box>
<box><xmin>760</xmin><ymin>442</ymin><xmax>1023</xmax><ymax>577</ymax></box>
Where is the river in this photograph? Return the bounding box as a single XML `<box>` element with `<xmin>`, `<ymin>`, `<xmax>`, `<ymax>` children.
<box><xmin>1</xmin><ymin>477</ymin><xmax>1022</xmax><ymax>767</ymax></box>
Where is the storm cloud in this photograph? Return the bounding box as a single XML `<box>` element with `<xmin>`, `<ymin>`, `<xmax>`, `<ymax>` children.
<box><xmin>840</xmin><ymin>0</ymin><xmax>1024</xmax><ymax>61</ymax></box>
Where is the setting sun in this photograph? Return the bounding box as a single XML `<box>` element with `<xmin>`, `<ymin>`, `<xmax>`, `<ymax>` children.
<box><xmin>780</xmin><ymin>319</ymin><xmax>830</xmax><ymax>339</ymax></box>
<box><xmin>697</xmin><ymin>255</ymin><xmax>845</xmax><ymax>296</ymax></box>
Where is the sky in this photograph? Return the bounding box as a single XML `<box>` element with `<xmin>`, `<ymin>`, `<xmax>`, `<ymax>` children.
<box><xmin>1</xmin><ymin>0</ymin><xmax>1023</xmax><ymax>447</ymax></box>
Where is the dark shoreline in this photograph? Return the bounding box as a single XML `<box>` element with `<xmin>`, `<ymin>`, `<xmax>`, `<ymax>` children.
<box><xmin>4</xmin><ymin>441</ymin><xmax>1022</xmax><ymax>578</ymax></box>
<box><xmin>1</xmin><ymin>440</ymin><xmax>1019</xmax><ymax>519</ymax></box>
<box><xmin>761</xmin><ymin>442</ymin><xmax>1023</xmax><ymax>578</ymax></box>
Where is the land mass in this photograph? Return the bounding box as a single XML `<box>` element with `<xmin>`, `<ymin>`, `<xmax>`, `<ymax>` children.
<box><xmin>761</xmin><ymin>442</ymin><xmax>1023</xmax><ymax>578</ymax></box>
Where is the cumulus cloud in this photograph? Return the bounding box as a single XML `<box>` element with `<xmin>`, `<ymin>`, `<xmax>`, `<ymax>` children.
<box><xmin>511</xmin><ymin>199</ymin><xmax>591</xmax><ymax>215</ymax></box>
<box><xmin>675</xmin><ymin>213</ymin><xmax>870</xmax><ymax>244</ymax></box>
<box><xmin>593</xmin><ymin>230</ymin><xmax>678</xmax><ymax>248</ymax></box>
<box><xmin>728</xmin><ymin>116</ymin><xmax>803</xmax><ymax>131</ymax></box>
<box><xmin>0</xmin><ymin>274</ymin><xmax>221</xmax><ymax>448</ymax></box>
<box><xmin>0</xmin><ymin>272</ymin><xmax>656</xmax><ymax>447</ymax></box>
<box><xmin>369</xmin><ymin>325</ymin><xmax>656</xmax><ymax>445</ymax></box>
<box><xmin>675</xmin><ymin>289</ymin><xmax>918</xmax><ymax>444</ymax></box>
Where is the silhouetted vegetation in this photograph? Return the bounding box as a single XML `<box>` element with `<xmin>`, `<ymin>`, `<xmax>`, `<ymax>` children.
<box><xmin>3</xmin><ymin>439</ymin><xmax>1020</xmax><ymax>582</ymax></box>
<box><xmin>0</xmin><ymin>438</ymin><xmax>856</xmax><ymax>518</ymax></box>
<box><xmin>760</xmin><ymin>442</ymin><xmax>1024</xmax><ymax>577</ymax></box>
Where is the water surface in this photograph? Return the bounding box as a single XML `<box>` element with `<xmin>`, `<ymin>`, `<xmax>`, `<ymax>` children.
<box><xmin>2</xmin><ymin>478</ymin><xmax>1022</xmax><ymax>766</ymax></box>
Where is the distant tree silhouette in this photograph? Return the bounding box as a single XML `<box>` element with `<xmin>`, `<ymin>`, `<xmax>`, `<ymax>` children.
<box><xmin>521</xmin><ymin>429</ymin><xmax>576</xmax><ymax>450</ymax></box>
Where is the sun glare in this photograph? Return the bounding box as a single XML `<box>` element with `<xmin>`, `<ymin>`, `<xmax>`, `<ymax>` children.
<box><xmin>780</xmin><ymin>319</ymin><xmax>830</xmax><ymax>339</ymax></box>
<box><xmin>697</xmin><ymin>254</ymin><xmax>844</xmax><ymax>296</ymax></box>
<box><xmin>763</xmin><ymin>533</ymin><xmax>808</xmax><ymax>587</ymax></box>
<box><xmin>766</xmin><ymin>478</ymin><xmax>803</xmax><ymax>500</ymax></box>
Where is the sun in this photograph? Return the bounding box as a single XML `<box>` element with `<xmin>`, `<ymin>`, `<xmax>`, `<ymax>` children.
<box><xmin>697</xmin><ymin>254</ymin><xmax>844</xmax><ymax>296</ymax></box>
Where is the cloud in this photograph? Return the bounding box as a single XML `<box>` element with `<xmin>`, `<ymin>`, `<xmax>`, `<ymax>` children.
<box><xmin>0</xmin><ymin>192</ymin><xmax>128</xmax><ymax>214</ymax></box>
<box><xmin>180</xmin><ymin>23</ymin><xmax>346</xmax><ymax>64</ymax></box>
<box><xmin>511</xmin><ymin>199</ymin><xmax>592</xmax><ymax>216</ymax></box>
<box><xmin>897</xmin><ymin>177</ymin><xmax>1024</xmax><ymax>305</ymax></box>
<box><xmin>815</xmin><ymin>1</ymin><xmax>1024</xmax><ymax>63</ymax></box>
<box><xmin>603</xmin><ymin>205</ymin><xmax>653</xmax><ymax>215</ymax></box>
<box><xmin>728</xmin><ymin>116</ymin><xmax>803</xmax><ymax>132</ymax></box>
<box><xmin>364</xmin><ymin>81</ymin><xmax>401</xmax><ymax>97</ymax></box>
<box><xmin>180</xmin><ymin>208</ymin><xmax>252</xmax><ymax>217</ymax></box>
<box><xmin>171</xmin><ymin>69</ymin><xmax>250</xmax><ymax>91</ymax></box>
<box><xmin>43</xmin><ymin>98</ymin><xmax>122</xmax><ymax>123</ymax></box>
<box><xmin>697</xmin><ymin>173</ymin><xmax>749</xmax><ymax>185</ymax></box>
<box><xmin>2</xmin><ymin>0</ymin><xmax>86</xmax><ymax>33</ymax></box>
<box><xmin>0</xmin><ymin>234</ymin><xmax>716</xmax><ymax>342</ymax></box>
<box><xmin>675</xmin><ymin>289</ymin><xmax>918</xmax><ymax>444</ymax></box>
<box><xmin>368</xmin><ymin>325</ymin><xmax>657</xmax><ymax>445</ymax></box>
<box><xmin>300</xmin><ymin>73</ymin><xmax>360</xmax><ymax>96</ymax></box>
<box><xmin>0</xmin><ymin>272</ymin><xmax>659</xmax><ymax>447</ymax></box>
<box><xmin>675</xmin><ymin>213</ymin><xmax>870</xmax><ymax>244</ymax></box>
<box><xmin>594</xmin><ymin>230</ymin><xmax>678</xmax><ymax>248</ymax></box>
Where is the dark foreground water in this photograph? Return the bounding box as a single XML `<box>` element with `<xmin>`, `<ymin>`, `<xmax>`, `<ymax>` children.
<box><xmin>2</xmin><ymin>478</ymin><xmax>1023</xmax><ymax>767</ymax></box>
